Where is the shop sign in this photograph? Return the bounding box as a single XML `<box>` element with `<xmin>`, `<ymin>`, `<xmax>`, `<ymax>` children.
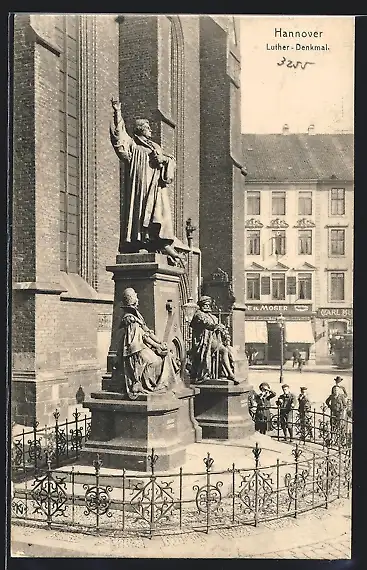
<box><xmin>316</xmin><ymin>307</ymin><xmax>353</xmax><ymax>319</ymax></box>
<box><xmin>244</xmin><ymin>303</ymin><xmax>313</xmax><ymax>316</ymax></box>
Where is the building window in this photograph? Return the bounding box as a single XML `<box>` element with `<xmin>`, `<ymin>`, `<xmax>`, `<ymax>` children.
<box><xmin>330</xmin><ymin>229</ymin><xmax>345</xmax><ymax>256</ymax></box>
<box><xmin>246</xmin><ymin>273</ymin><xmax>260</xmax><ymax>300</ymax></box>
<box><xmin>298</xmin><ymin>273</ymin><xmax>312</xmax><ymax>300</ymax></box>
<box><xmin>298</xmin><ymin>191</ymin><xmax>312</xmax><ymax>215</ymax></box>
<box><xmin>272</xmin><ymin>191</ymin><xmax>286</xmax><ymax>215</ymax></box>
<box><xmin>247</xmin><ymin>191</ymin><xmax>260</xmax><ymax>215</ymax></box>
<box><xmin>246</xmin><ymin>230</ymin><xmax>260</xmax><ymax>255</ymax></box>
<box><xmin>56</xmin><ymin>16</ymin><xmax>81</xmax><ymax>274</ymax></box>
<box><xmin>272</xmin><ymin>231</ymin><xmax>286</xmax><ymax>255</ymax></box>
<box><xmin>298</xmin><ymin>230</ymin><xmax>312</xmax><ymax>255</ymax></box>
<box><xmin>272</xmin><ymin>273</ymin><xmax>285</xmax><ymax>300</ymax></box>
<box><xmin>330</xmin><ymin>272</ymin><xmax>345</xmax><ymax>301</ymax></box>
<box><xmin>330</xmin><ymin>188</ymin><xmax>345</xmax><ymax>216</ymax></box>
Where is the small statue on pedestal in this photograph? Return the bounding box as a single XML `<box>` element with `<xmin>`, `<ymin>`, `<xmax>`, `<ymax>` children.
<box><xmin>110</xmin><ymin>98</ymin><xmax>182</xmax><ymax>263</ymax></box>
<box><xmin>189</xmin><ymin>296</ymin><xmax>239</xmax><ymax>384</ymax></box>
<box><xmin>114</xmin><ymin>288</ymin><xmax>180</xmax><ymax>399</ymax></box>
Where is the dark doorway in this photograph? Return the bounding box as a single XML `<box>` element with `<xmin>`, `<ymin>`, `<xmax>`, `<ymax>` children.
<box><xmin>267</xmin><ymin>322</ymin><xmax>281</xmax><ymax>363</ymax></box>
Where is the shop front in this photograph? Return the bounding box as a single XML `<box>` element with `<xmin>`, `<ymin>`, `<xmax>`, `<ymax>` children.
<box><xmin>315</xmin><ymin>307</ymin><xmax>353</xmax><ymax>365</ymax></box>
<box><xmin>244</xmin><ymin>303</ymin><xmax>315</xmax><ymax>365</ymax></box>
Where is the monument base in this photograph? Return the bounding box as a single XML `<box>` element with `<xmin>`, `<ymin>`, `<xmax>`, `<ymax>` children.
<box><xmin>81</xmin><ymin>391</ymin><xmax>186</xmax><ymax>471</ymax></box>
<box><xmin>192</xmin><ymin>379</ymin><xmax>255</xmax><ymax>440</ymax></box>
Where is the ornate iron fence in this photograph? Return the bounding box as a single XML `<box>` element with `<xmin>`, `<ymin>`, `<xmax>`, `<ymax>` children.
<box><xmin>11</xmin><ymin>405</ymin><xmax>352</xmax><ymax>480</ymax></box>
<box><xmin>11</xmin><ymin>405</ymin><xmax>352</xmax><ymax>538</ymax></box>
<box><xmin>11</xmin><ymin>440</ymin><xmax>351</xmax><ymax>538</ymax></box>
<box><xmin>11</xmin><ymin>409</ymin><xmax>92</xmax><ymax>480</ymax></box>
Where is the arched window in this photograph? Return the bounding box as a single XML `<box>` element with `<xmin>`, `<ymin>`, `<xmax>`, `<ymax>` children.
<box><xmin>55</xmin><ymin>15</ymin><xmax>97</xmax><ymax>286</ymax></box>
<box><xmin>158</xmin><ymin>16</ymin><xmax>184</xmax><ymax>239</ymax></box>
<box><xmin>55</xmin><ymin>15</ymin><xmax>81</xmax><ymax>274</ymax></box>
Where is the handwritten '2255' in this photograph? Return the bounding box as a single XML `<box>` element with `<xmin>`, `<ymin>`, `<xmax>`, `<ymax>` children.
<box><xmin>277</xmin><ymin>57</ymin><xmax>315</xmax><ymax>70</ymax></box>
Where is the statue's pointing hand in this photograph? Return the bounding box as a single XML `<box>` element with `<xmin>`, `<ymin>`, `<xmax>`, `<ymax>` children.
<box><xmin>111</xmin><ymin>97</ymin><xmax>121</xmax><ymax>111</ymax></box>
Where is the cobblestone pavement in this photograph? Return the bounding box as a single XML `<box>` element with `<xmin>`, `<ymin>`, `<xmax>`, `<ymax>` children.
<box><xmin>11</xmin><ymin>498</ymin><xmax>351</xmax><ymax>559</ymax></box>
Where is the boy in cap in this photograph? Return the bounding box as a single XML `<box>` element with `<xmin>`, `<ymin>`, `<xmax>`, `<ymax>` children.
<box><xmin>276</xmin><ymin>384</ymin><xmax>297</xmax><ymax>441</ymax></box>
<box><xmin>298</xmin><ymin>386</ymin><xmax>312</xmax><ymax>441</ymax></box>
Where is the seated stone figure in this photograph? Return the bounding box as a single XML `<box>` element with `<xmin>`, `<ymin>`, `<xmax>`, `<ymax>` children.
<box><xmin>189</xmin><ymin>296</ymin><xmax>239</xmax><ymax>384</ymax></box>
<box><xmin>114</xmin><ymin>288</ymin><xmax>179</xmax><ymax>399</ymax></box>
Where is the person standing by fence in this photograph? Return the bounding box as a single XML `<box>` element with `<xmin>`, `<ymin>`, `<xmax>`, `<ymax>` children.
<box><xmin>298</xmin><ymin>386</ymin><xmax>312</xmax><ymax>441</ymax></box>
<box><xmin>277</xmin><ymin>384</ymin><xmax>296</xmax><ymax>441</ymax></box>
<box><xmin>325</xmin><ymin>385</ymin><xmax>347</xmax><ymax>435</ymax></box>
<box><xmin>254</xmin><ymin>383</ymin><xmax>276</xmax><ymax>435</ymax></box>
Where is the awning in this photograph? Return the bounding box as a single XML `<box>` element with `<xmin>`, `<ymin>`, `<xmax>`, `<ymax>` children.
<box><xmin>245</xmin><ymin>321</ymin><xmax>268</xmax><ymax>344</ymax></box>
<box><xmin>285</xmin><ymin>321</ymin><xmax>314</xmax><ymax>344</ymax></box>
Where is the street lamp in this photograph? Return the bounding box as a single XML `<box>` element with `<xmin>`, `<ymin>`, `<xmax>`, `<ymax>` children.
<box><xmin>277</xmin><ymin>313</ymin><xmax>285</xmax><ymax>383</ymax></box>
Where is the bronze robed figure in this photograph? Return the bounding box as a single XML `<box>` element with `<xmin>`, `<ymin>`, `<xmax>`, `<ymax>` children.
<box><xmin>113</xmin><ymin>288</ymin><xmax>180</xmax><ymax>399</ymax></box>
<box><xmin>189</xmin><ymin>296</ymin><xmax>239</xmax><ymax>384</ymax></box>
<box><xmin>110</xmin><ymin>98</ymin><xmax>181</xmax><ymax>261</ymax></box>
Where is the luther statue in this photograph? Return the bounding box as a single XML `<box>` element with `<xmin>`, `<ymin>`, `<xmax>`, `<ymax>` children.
<box><xmin>110</xmin><ymin>98</ymin><xmax>181</xmax><ymax>261</ymax></box>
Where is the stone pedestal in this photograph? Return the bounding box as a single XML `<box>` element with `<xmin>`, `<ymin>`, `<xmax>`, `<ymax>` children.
<box><xmin>192</xmin><ymin>380</ymin><xmax>254</xmax><ymax>440</ymax></box>
<box><xmin>82</xmin><ymin>252</ymin><xmax>200</xmax><ymax>471</ymax></box>
<box><xmin>81</xmin><ymin>391</ymin><xmax>185</xmax><ymax>471</ymax></box>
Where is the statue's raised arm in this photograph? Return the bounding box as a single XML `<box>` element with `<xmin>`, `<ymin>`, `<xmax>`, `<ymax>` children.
<box><xmin>109</xmin><ymin>98</ymin><xmax>133</xmax><ymax>161</ymax></box>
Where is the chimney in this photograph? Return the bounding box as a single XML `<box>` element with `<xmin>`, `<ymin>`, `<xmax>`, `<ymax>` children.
<box><xmin>308</xmin><ymin>123</ymin><xmax>315</xmax><ymax>135</ymax></box>
<box><xmin>282</xmin><ymin>124</ymin><xmax>289</xmax><ymax>135</ymax></box>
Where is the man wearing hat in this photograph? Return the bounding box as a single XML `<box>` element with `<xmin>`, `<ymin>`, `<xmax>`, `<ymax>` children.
<box><xmin>333</xmin><ymin>376</ymin><xmax>348</xmax><ymax>398</ymax></box>
<box><xmin>276</xmin><ymin>384</ymin><xmax>297</xmax><ymax>441</ymax></box>
<box><xmin>298</xmin><ymin>386</ymin><xmax>312</xmax><ymax>441</ymax></box>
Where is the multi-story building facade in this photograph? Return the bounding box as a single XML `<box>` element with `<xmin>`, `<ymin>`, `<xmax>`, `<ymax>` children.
<box><xmin>11</xmin><ymin>14</ymin><xmax>245</xmax><ymax>426</ymax></box>
<box><xmin>242</xmin><ymin>128</ymin><xmax>353</xmax><ymax>364</ymax></box>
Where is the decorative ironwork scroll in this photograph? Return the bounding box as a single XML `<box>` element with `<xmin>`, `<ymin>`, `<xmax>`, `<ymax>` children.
<box><xmin>30</xmin><ymin>472</ymin><xmax>68</xmax><ymax>518</ymax></box>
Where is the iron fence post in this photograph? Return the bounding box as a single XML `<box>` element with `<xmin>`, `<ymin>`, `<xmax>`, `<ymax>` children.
<box><xmin>33</xmin><ymin>419</ymin><xmax>38</xmax><ymax>475</ymax></box>
<box><xmin>46</xmin><ymin>453</ymin><xmax>52</xmax><ymax>528</ymax></box>
<box><xmin>71</xmin><ymin>466</ymin><xmax>75</xmax><ymax>525</ymax></box>
<box><xmin>66</xmin><ymin>417</ymin><xmax>69</xmax><ymax>459</ymax></box>
<box><xmin>94</xmin><ymin>455</ymin><xmax>101</xmax><ymax>530</ymax></box>
<box><xmin>75</xmin><ymin>409</ymin><xmax>80</xmax><ymax>458</ymax></box>
<box><xmin>337</xmin><ymin>445</ymin><xmax>342</xmax><ymax>499</ymax></box>
<box><xmin>84</xmin><ymin>414</ymin><xmax>87</xmax><ymax>445</ymax></box>
<box><xmin>252</xmin><ymin>443</ymin><xmax>261</xmax><ymax>527</ymax></box>
<box><xmin>205</xmin><ymin>452</ymin><xmax>212</xmax><ymax>534</ymax></box>
<box><xmin>149</xmin><ymin>448</ymin><xmax>158</xmax><ymax>538</ymax></box>
<box><xmin>22</xmin><ymin>429</ymin><xmax>26</xmax><ymax>476</ymax></box>
<box><xmin>179</xmin><ymin>467</ymin><xmax>183</xmax><ymax>530</ymax></box>
<box><xmin>325</xmin><ymin>445</ymin><xmax>330</xmax><ymax>509</ymax></box>
<box><xmin>54</xmin><ymin>410</ymin><xmax>60</xmax><ymax>468</ymax></box>
<box><xmin>122</xmin><ymin>468</ymin><xmax>126</xmax><ymax>532</ymax></box>
<box><xmin>313</xmin><ymin>408</ymin><xmax>316</xmax><ymax>444</ymax></box>
<box><xmin>293</xmin><ymin>443</ymin><xmax>302</xmax><ymax>518</ymax></box>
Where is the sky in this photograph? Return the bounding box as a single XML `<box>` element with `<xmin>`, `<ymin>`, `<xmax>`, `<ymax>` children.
<box><xmin>240</xmin><ymin>16</ymin><xmax>354</xmax><ymax>134</ymax></box>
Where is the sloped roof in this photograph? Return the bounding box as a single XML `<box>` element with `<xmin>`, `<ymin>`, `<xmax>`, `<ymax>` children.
<box><xmin>242</xmin><ymin>133</ymin><xmax>354</xmax><ymax>182</ymax></box>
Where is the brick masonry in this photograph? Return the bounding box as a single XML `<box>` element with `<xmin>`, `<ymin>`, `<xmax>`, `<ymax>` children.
<box><xmin>12</xmin><ymin>15</ymin><xmax>242</xmax><ymax>426</ymax></box>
